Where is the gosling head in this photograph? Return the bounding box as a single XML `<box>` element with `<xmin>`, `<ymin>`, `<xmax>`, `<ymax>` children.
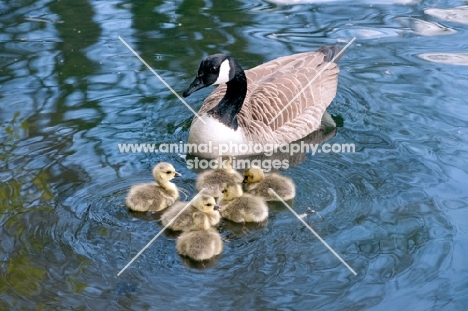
<box><xmin>214</xmin><ymin>155</ymin><xmax>233</xmax><ymax>170</ymax></box>
<box><xmin>193</xmin><ymin>195</ymin><xmax>220</xmax><ymax>214</ymax></box>
<box><xmin>152</xmin><ymin>162</ymin><xmax>181</xmax><ymax>183</ymax></box>
<box><xmin>183</xmin><ymin>54</ymin><xmax>237</xmax><ymax>97</ymax></box>
<box><xmin>242</xmin><ymin>166</ymin><xmax>265</xmax><ymax>184</ymax></box>
<box><xmin>221</xmin><ymin>182</ymin><xmax>243</xmax><ymax>200</ymax></box>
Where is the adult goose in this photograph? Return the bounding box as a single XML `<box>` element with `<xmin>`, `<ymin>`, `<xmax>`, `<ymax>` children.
<box><xmin>183</xmin><ymin>46</ymin><xmax>344</xmax><ymax>158</ymax></box>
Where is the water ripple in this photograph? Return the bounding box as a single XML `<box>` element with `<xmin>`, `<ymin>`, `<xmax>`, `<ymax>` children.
<box><xmin>418</xmin><ymin>53</ymin><xmax>468</xmax><ymax>66</ymax></box>
<box><xmin>425</xmin><ymin>6</ymin><xmax>468</xmax><ymax>25</ymax></box>
<box><xmin>395</xmin><ymin>17</ymin><xmax>456</xmax><ymax>36</ymax></box>
<box><xmin>1</xmin><ymin>0</ymin><xmax>467</xmax><ymax>309</ymax></box>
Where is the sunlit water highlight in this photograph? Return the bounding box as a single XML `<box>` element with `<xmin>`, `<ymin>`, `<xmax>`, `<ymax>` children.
<box><xmin>1</xmin><ymin>0</ymin><xmax>467</xmax><ymax>309</ymax></box>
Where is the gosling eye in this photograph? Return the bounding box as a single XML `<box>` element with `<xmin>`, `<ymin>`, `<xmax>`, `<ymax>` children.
<box><xmin>166</xmin><ymin>171</ymin><xmax>172</xmax><ymax>174</ymax></box>
<box><xmin>206</xmin><ymin>203</ymin><xmax>212</xmax><ymax>207</ymax></box>
<box><xmin>221</xmin><ymin>189</ymin><xmax>226</xmax><ymax>193</ymax></box>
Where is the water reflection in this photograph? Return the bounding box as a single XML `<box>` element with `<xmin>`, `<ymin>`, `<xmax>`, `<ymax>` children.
<box><xmin>1</xmin><ymin>0</ymin><xmax>467</xmax><ymax>309</ymax></box>
<box><xmin>395</xmin><ymin>17</ymin><xmax>456</xmax><ymax>36</ymax></box>
<box><xmin>418</xmin><ymin>53</ymin><xmax>468</xmax><ymax>65</ymax></box>
<box><xmin>425</xmin><ymin>6</ymin><xmax>468</xmax><ymax>25</ymax></box>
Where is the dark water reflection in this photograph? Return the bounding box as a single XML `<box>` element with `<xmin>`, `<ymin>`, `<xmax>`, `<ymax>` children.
<box><xmin>1</xmin><ymin>0</ymin><xmax>468</xmax><ymax>309</ymax></box>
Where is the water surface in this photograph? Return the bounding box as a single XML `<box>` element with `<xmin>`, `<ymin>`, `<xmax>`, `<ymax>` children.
<box><xmin>1</xmin><ymin>0</ymin><xmax>468</xmax><ymax>309</ymax></box>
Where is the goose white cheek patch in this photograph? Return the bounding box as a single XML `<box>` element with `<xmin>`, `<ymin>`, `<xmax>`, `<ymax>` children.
<box><xmin>214</xmin><ymin>59</ymin><xmax>231</xmax><ymax>84</ymax></box>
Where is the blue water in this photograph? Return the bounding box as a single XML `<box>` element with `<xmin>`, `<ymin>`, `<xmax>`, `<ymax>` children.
<box><xmin>1</xmin><ymin>0</ymin><xmax>468</xmax><ymax>309</ymax></box>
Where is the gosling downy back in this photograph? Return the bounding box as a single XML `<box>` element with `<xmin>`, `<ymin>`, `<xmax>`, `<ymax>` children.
<box><xmin>184</xmin><ymin>46</ymin><xmax>345</xmax><ymax>157</ymax></box>
<box><xmin>243</xmin><ymin>166</ymin><xmax>295</xmax><ymax>201</ymax></box>
<box><xmin>176</xmin><ymin>227</ymin><xmax>223</xmax><ymax>262</ymax></box>
<box><xmin>195</xmin><ymin>155</ymin><xmax>243</xmax><ymax>197</ymax></box>
<box><xmin>125</xmin><ymin>162</ymin><xmax>181</xmax><ymax>212</ymax></box>
<box><xmin>219</xmin><ymin>182</ymin><xmax>268</xmax><ymax>223</ymax></box>
<box><xmin>176</xmin><ymin>212</ymin><xmax>223</xmax><ymax>261</ymax></box>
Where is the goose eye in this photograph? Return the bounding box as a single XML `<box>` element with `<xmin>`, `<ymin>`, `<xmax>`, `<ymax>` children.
<box><xmin>210</xmin><ymin>66</ymin><xmax>218</xmax><ymax>73</ymax></box>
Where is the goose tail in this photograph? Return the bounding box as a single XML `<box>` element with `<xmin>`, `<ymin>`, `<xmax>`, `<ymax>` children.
<box><xmin>317</xmin><ymin>45</ymin><xmax>345</xmax><ymax>63</ymax></box>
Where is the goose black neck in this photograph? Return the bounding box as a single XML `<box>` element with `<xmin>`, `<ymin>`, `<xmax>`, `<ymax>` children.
<box><xmin>208</xmin><ymin>63</ymin><xmax>247</xmax><ymax>131</ymax></box>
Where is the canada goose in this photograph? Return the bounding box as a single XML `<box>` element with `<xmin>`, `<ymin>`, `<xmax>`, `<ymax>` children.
<box><xmin>126</xmin><ymin>162</ymin><xmax>181</xmax><ymax>212</ymax></box>
<box><xmin>243</xmin><ymin>166</ymin><xmax>295</xmax><ymax>201</ymax></box>
<box><xmin>183</xmin><ymin>46</ymin><xmax>344</xmax><ymax>157</ymax></box>
<box><xmin>176</xmin><ymin>213</ymin><xmax>223</xmax><ymax>261</ymax></box>
<box><xmin>195</xmin><ymin>155</ymin><xmax>243</xmax><ymax>197</ymax></box>
<box><xmin>160</xmin><ymin>194</ymin><xmax>220</xmax><ymax>231</ymax></box>
<box><xmin>218</xmin><ymin>182</ymin><xmax>268</xmax><ymax>223</ymax></box>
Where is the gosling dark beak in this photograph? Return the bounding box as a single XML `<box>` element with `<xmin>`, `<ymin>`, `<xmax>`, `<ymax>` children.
<box><xmin>213</xmin><ymin>204</ymin><xmax>220</xmax><ymax>211</ymax></box>
<box><xmin>174</xmin><ymin>172</ymin><xmax>182</xmax><ymax>177</ymax></box>
<box><xmin>183</xmin><ymin>76</ymin><xmax>206</xmax><ymax>97</ymax></box>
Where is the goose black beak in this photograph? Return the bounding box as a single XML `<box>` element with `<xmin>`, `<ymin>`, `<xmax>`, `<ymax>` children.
<box><xmin>183</xmin><ymin>76</ymin><xmax>206</xmax><ymax>97</ymax></box>
<box><xmin>174</xmin><ymin>172</ymin><xmax>182</xmax><ymax>177</ymax></box>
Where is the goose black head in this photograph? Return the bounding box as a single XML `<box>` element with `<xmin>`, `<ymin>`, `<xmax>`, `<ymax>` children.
<box><xmin>183</xmin><ymin>54</ymin><xmax>235</xmax><ymax>97</ymax></box>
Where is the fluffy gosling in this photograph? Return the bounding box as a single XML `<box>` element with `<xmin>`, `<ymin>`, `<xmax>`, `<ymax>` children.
<box><xmin>176</xmin><ymin>213</ymin><xmax>223</xmax><ymax>261</ymax></box>
<box><xmin>243</xmin><ymin>166</ymin><xmax>295</xmax><ymax>201</ymax></box>
<box><xmin>196</xmin><ymin>155</ymin><xmax>243</xmax><ymax>197</ymax></box>
<box><xmin>218</xmin><ymin>182</ymin><xmax>268</xmax><ymax>223</ymax></box>
<box><xmin>126</xmin><ymin>162</ymin><xmax>181</xmax><ymax>212</ymax></box>
<box><xmin>160</xmin><ymin>194</ymin><xmax>220</xmax><ymax>232</ymax></box>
